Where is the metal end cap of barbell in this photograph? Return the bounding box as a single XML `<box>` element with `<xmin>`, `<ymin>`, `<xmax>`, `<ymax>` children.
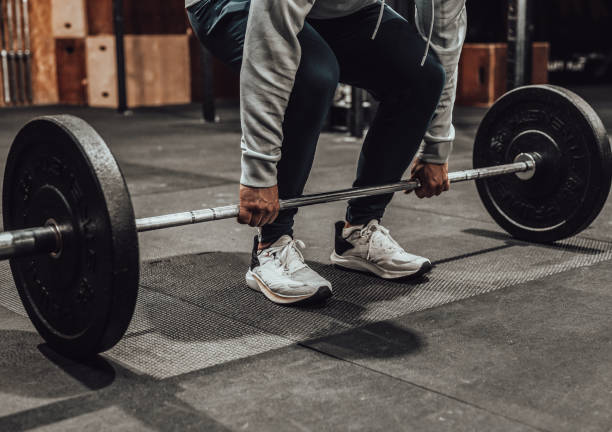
<box><xmin>514</xmin><ymin>152</ymin><xmax>541</xmax><ymax>181</ymax></box>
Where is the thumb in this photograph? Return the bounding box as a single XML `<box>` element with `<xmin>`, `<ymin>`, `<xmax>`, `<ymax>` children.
<box><xmin>237</xmin><ymin>206</ymin><xmax>252</xmax><ymax>225</ymax></box>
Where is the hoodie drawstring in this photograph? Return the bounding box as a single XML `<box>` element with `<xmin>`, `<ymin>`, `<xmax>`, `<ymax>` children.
<box><xmin>370</xmin><ymin>0</ymin><xmax>385</xmax><ymax>40</ymax></box>
<box><xmin>420</xmin><ymin>0</ymin><xmax>435</xmax><ymax>66</ymax></box>
<box><xmin>371</xmin><ymin>0</ymin><xmax>435</xmax><ymax>68</ymax></box>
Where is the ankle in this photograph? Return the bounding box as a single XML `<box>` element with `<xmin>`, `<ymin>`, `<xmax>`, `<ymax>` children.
<box><xmin>258</xmin><ymin>241</ymin><xmax>273</xmax><ymax>251</ymax></box>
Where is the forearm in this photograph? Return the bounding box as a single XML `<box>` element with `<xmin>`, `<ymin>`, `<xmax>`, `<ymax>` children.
<box><xmin>239</xmin><ymin>0</ymin><xmax>314</xmax><ymax>187</ymax></box>
<box><xmin>415</xmin><ymin>0</ymin><xmax>467</xmax><ymax>164</ymax></box>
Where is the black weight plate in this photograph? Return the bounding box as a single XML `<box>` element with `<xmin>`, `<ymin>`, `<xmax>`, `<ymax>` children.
<box><xmin>473</xmin><ymin>85</ymin><xmax>612</xmax><ymax>243</ymax></box>
<box><xmin>2</xmin><ymin>115</ymin><xmax>139</xmax><ymax>358</ymax></box>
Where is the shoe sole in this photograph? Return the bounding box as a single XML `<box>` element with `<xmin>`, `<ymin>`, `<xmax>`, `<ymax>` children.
<box><xmin>330</xmin><ymin>251</ymin><xmax>432</xmax><ymax>280</ymax></box>
<box><xmin>246</xmin><ymin>270</ymin><xmax>332</xmax><ymax>305</ymax></box>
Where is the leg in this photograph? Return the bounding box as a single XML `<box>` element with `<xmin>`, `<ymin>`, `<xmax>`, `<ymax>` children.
<box><xmin>187</xmin><ymin>1</ymin><xmax>248</xmax><ymax>72</ymax></box>
<box><xmin>188</xmin><ymin>3</ymin><xmax>339</xmax><ymax>243</ymax></box>
<box><xmin>261</xmin><ymin>25</ymin><xmax>339</xmax><ymax>243</ymax></box>
<box><xmin>309</xmin><ymin>5</ymin><xmax>446</xmax><ymax>225</ymax></box>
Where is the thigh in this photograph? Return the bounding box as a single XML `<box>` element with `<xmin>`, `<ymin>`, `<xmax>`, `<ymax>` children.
<box><xmin>187</xmin><ymin>0</ymin><xmax>250</xmax><ymax>71</ymax></box>
<box><xmin>308</xmin><ymin>5</ymin><xmax>437</xmax><ymax>98</ymax></box>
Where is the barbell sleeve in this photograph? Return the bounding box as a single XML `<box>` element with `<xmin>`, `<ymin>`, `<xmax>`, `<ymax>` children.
<box><xmin>0</xmin><ymin>225</ymin><xmax>61</xmax><ymax>260</ymax></box>
<box><xmin>135</xmin><ymin>158</ymin><xmax>535</xmax><ymax>233</ymax></box>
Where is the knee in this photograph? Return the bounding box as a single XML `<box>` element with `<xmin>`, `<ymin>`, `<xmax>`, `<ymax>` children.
<box><xmin>420</xmin><ymin>57</ymin><xmax>446</xmax><ymax>109</ymax></box>
<box><xmin>381</xmin><ymin>56</ymin><xmax>446</xmax><ymax>113</ymax></box>
<box><xmin>295</xmin><ymin>58</ymin><xmax>340</xmax><ymax>103</ymax></box>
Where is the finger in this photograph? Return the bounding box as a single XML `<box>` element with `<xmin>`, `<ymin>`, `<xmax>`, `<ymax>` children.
<box><xmin>435</xmin><ymin>181</ymin><xmax>444</xmax><ymax>196</ymax></box>
<box><xmin>253</xmin><ymin>212</ymin><xmax>267</xmax><ymax>227</ymax></box>
<box><xmin>415</xmin><ymin>188</ymin><xmax>426</xmax><ymax>199</ymax></box>
<box><xmin>237</xmin><ymin>207</ymin><xmax>251</xmax><ymax>225</ymax></box>
<box><xmin>425</xmin><ymin>183</ymin><xmax>436</xmax><ymax>198</ymax></box>
<box><xmin>263</xmin><ymin>203</ymin><xmax>280</xmax><ymax>226</ymax></box>
<box><xmin>444</xmin><ymin>179</ymin><xmax>451</xmax><ymax>191</ymax></box>
<box><xmin>260</xmin><ymin>209</ymin><xmax>275</xmax><ymax>227</ymax></box>
<box><xmin>259</xmin><ymin>214</ymin><xmax>271</xmax><ymax>227</ymax></box>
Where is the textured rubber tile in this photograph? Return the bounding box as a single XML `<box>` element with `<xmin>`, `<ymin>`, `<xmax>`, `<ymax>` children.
<box><xmin>0</xmin><ymin>263</ymin><xmax>292</xmax><ymax>380</ymax></box>
<box><xmin>86</xmin><ymin>232</ymin><xmax>612</xmax><ymax>379</ymax></box>
<box><xmin>2</xmin><ymin>232</ymin><xmax>609</xmax><ymax>383</ymax></box>
<box><xmin>106</xmin><ymin>289</ymin><xmax>293</xmax><ymax>379</ymax></box>
<box><xmin>139</xmin><ymin>235</ymin><xmax>612</xmax><ymax>327</ymax></box>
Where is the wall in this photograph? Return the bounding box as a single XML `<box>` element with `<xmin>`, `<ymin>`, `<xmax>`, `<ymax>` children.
<box><xmin>1</xmin><ymin>0</ymin><xmax>196</xmax><ymax>107</ymax></box>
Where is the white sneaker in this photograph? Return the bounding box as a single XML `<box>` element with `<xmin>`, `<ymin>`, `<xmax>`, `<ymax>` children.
<box><xmin>330</xmin><ymin>220</ymin><xmax>432</xmax><ymax>279</ymax></box>
<box><xmin>246</xmin><ymin>235</ymin><xmax>333</xmax><ymax>305</ymax></box>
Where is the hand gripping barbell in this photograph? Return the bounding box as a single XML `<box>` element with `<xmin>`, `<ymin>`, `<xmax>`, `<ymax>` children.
<box><xmin>1</xmin><ymin>85</ymin><xmax>611</xmax><ymax>359</ymax></box>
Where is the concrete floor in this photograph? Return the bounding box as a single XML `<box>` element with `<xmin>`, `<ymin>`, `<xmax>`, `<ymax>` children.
<box><xmin>0</xmin><ymin>86</ymin><xmax>612</xmax><ymax>431</ymax></box>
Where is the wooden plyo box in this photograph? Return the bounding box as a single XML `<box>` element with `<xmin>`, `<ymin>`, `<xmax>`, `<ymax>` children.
<box><xmin>56</xmin><ymin>38</ymin><xmax>88</xmax><ymax>105</ymax></box>
<box><xmin>456</xmin><ymin>42</ymin><xmax>550</xmax><ymax>107</ymax></box>
<box><xmin>86</xmin><ymin>34</ymin><xmax>191</xmax><ymax>108</ymax></box>
<box><xmin>86</xmin><ymin>35</ymin><xmax>117</xmax><ymax>107</ymax></box>
<box><xmin>51</xmin><ymin>0</ymin><xmax>88</xmax><ymax>38</ymax></box>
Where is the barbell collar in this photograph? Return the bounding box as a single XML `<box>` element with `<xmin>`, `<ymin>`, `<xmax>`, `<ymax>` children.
<box><xmin>0</xmin><ymin>224</ymin><xmax>61</xmax><ymax>260</ymax></box>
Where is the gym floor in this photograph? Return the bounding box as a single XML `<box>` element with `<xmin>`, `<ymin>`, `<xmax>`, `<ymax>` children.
<box><xmin>0</xmin><ymin>86</ymin><xmax>611</xmax><ymax>432</ymax></box>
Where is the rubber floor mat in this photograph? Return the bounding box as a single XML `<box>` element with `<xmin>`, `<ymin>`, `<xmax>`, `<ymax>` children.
<box><xmin>1</xmin><ymin>234</ymin><xmax>611</xmax><ymax>378</ymax></box>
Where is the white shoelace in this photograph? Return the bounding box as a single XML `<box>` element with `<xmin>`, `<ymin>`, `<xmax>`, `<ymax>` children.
<box><xmin>359</xmin><ymin>223</ymin><xmax>406</xmax><ymax>261</ymax></box>
<box><xmin>264</xmin><ymin>239</ymin><xmax>307</xmax><ymax>274</ymax></box>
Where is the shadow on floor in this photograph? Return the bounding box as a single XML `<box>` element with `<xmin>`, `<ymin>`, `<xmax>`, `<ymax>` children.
<box><xmin>0</xmin><ymin>324</ymin><xmax>422</xmax><ymax>431</ymax></box>
<box><xmin>463</xmin><ymin>228</ymin><xmax>606</xmax><ymax>255</ymax></box>
<box><xmin>0</xmin><ymin>328</ymin><xmax>232</xmax><ymax>431</ymax></box>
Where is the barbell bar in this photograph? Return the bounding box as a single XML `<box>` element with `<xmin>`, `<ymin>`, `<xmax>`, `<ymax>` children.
<box><xmin>1</xmin><ymin>84</ymin><xmax>611</xmax><ymax>360</ymax></box>
<box><xmin>0</xmin><ymin>154</ymin><xmax>537</xmax><ymax>256</ymax></box>
<box><xmin>136</xmin><ymin>155</ymin><xmax>537</xmax><ymax>232</ymax></box>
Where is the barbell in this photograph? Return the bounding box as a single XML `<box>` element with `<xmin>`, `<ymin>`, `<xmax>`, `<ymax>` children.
<box><xmin>2</xmin><ymin>85</ymin><xmax>611</xmax><ymax>359</ymax></box>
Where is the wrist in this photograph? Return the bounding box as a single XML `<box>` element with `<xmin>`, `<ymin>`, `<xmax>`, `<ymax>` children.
<box><xmin>240</xmin><ymin>183</ymin><xmax>278</xmax><ymax>189</ymax></box>
<box><xmin>417</xmin><ymin>158</ymin><xmax>447</xmax><ymax>166</ymax></box>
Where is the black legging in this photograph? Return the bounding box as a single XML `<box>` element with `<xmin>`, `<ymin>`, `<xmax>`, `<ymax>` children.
<box><xmin>188</xmin><ymin>2</ymin><xmax>446</xmax><ymax>243</ymax></box>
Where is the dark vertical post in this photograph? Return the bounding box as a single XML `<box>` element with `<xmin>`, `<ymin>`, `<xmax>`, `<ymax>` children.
<box><xmin>113</xmin><ymin>0</ymin><xmax>128</xmax><ymax>113</ymax></box>
<box><xmin>200</xmin><ymin>45</ymin><xmax>216</xmax><ymax>122</ymax></box>
<box><xmin>507</xmin><ymin>0</ymin><xmax>533</xmax><ymax>90</ymax></box>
